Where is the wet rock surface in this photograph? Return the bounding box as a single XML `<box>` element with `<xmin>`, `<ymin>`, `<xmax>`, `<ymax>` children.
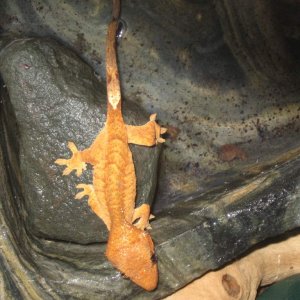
<box><xmin>1</xmin><ymin>0</ymin><xmax>299</xmax><ymax>208</ymax></box>
<box><xmin>0</xmin><ymin>0</ymin><xmax>300</xmax><ymax>299</ymax></box>
<box><xmin>1</xmin><ymin>101</ymin><xmax>300</xmax><ymax>298</ymax></box>
<box><xmin>0</xmin><ymin>38</ymin><xmax>160</xmax><ymax>244</ymax></box>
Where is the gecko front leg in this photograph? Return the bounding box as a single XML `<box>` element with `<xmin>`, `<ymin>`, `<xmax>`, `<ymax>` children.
<box><xmin>132</xmin><ymin>204</ymin><xmax>155</xmax><ymax>230</ymax></box>
<box><xmin>75</xmin><ymin>183</ymin><xmax>111</xmax><ymax>229</ymax></box>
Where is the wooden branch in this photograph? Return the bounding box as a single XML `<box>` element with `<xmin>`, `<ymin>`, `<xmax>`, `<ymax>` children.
<box><xmin>165</xmin><ymin>234</ymin><xmax>300</xmax><ymax>300</ymax></box>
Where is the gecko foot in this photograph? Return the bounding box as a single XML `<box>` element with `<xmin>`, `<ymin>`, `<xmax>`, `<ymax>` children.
<box><xmin>132</xmin><ymin>204</ymin><xmax>154</xmax><ymax>230</ymax></box>
<box><xmin>55</xmin><ymin>142</ymin><xmax>86</xmax><ymax>176</ymax></box>
<box><xmin>76</xmin><ymin>183</ymin><xmax>111</xmax><ymax>230</ymax></box>
<box><xmin>75</xmin><ymin>183</ymin><xmax>95</xmax><ymax>200</ymax></box>
<box><xmin>149</xmin><ymin>114</ymin><xmax>167</xmax><ymax>144</ymax></box>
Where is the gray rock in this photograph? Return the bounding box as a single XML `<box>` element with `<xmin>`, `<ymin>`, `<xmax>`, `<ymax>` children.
<box><xmin>0</xmin><ymin>37</ymin><xmax>160</xmax><ymax>244</ymax></box>
<box><xmin>1</xmin><ymin>0</ymin><xmax>299</xmax><ymax>212</ymax></box>
<box><xmin>1</xmin><ymin>93</ymin><xmax>300</xmax><ymax>298</ymax></box>
<box><xmin>214</xmin><ymin>0</ymin><xmax>297</xmax><ymax>86</ymax></box>
<box><xmin>0</xmin><ymin>0</ymin><xmax>300</xmax><ymax>298</ymax></box>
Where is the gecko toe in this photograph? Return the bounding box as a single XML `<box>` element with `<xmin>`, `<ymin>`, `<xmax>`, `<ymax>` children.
<box><xmin>55</xmin><ymin>158</ymin><xmax>68</xmax><ymax>166</ymax></box>
<box><xmin>149</xmin><ymin>113</ymin><xmax>157</xmax><ymax>121</ymax></box>
<box><xmin>62</xmin><ymin>167</ymin><xmax>73</xmax><ymax>176</ymax></box>
<box><xmin>75</xmin><ymin>183</ymin><xmax>93</xmax><ymax>199</ymax></box>
<box><xmin>68</xmin><ymin>141</ymin><xmax>79</xmax><ymax>153</ymax></box>
<box><xmin>160</xmin><ymin>127</ymin><xmax>167</xmax><ymax>134</ymax></box>
<box><xmin>157</xmin><ymin>137</ymin><xmax>165</xmax><ymax>143</ymax></box>
<box><xmin>76</xmin><ymin>164</ymin><xmax>86</xmax><ymax>176</ymax></box>
<box><xmin>75</xmin><ymin>191</ymin><xmax>85</xmax><ymax>200</ymax></box>
<box><xmin>76</xmin><ymin>183</ymin><xmax>86</xmax><ymax>189</ymax></box>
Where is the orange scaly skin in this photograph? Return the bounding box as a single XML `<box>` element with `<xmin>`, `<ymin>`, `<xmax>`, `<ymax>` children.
<box><xmin>55</xmin><ymin>0</ymin><xmax>166</xmax><ymax>291</ymax></box>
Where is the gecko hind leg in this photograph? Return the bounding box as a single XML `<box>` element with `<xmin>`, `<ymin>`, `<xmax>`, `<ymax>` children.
<box><xmin>126</xmin><ymin>114</ymin><xmax>167</xmax><ymax>146</ymax></box>
<box><xmin>132</xmin><ymin>203</ymin><xmax>155</xmax><ymax>230</ymax></box>
<box><xmin>76</xmin><ymin>184</ymin><xmax>111</xmax><ymax>230</ymax></box>
<box><xmin>55</xmin><ymin>142</ymin><xmax>87</xmax><ymax>176</ymax></box>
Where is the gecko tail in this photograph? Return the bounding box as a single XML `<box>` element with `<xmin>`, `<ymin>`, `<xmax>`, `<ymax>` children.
<box><xmin>106</xmin><ymin>222</ymin><xmax>158</xmax><ymax>291</ymax></box>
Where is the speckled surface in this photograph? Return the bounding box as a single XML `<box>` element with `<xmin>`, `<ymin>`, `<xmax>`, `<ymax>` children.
<box><xmin>1</xmin><ymin>0</ymin><xmax>299</xmax><ymax>210</ymax></box>
<box><xmin>0</xmin><ymin>0</ymin><xmax>300</xmax><ymax>299</ymax></box>
<box><xmin>0</xmin><ymin>38</ymin><xmax>160</xmax><ymax>244</ymax></box>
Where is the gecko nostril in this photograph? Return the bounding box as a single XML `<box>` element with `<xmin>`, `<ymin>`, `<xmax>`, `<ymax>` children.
<box><xmin>121</xmin><ymin>272</ymin><xmax>129</xmax><ymax>280</ymax></box>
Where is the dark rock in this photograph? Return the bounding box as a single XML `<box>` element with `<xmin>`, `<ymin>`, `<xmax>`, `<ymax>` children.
<box><xmin>1</xmin><ymin>92</ymin><xmax>300</xmax><ymax>298</ymax></box>
<box><xmin>1</xmin><ymin>0</ymin><xmax>300</xmax><ymax>213</ymax></box>
<box><xmin>0</xmin><ymin>37</ymin><xmax>160</xmax><ymax>244</ymax></box>
<box><xmin>0</xmin><ymin>0</ymin><xmax>300</xmax><ymax>298</ymax></box>
<box><xmin>214</xmin><ymin>0</ymin><xmax>297</xmax><ymax>86</ymax></box>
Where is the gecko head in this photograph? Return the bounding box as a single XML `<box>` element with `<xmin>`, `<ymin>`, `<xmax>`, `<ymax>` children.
<box><xmin>106</xmin><ymin>224</ymin><xmax>158</xmax><ymax>291</ymax></box>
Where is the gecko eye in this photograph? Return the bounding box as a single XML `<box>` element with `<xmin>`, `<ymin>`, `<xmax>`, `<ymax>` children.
<box><xmin>151</xmin><ymin>253</ymin><xmax>158</xmax><ymax>264</ymax></box>
<box><xmin>132</xmin><ymin>217</ymin><xmax>140</xmax><ymax>225</ymax></box>
<box><xmin>116</xmin><ymin>19</ymin><xmax>127</xmax><ymax>42</ymax></box>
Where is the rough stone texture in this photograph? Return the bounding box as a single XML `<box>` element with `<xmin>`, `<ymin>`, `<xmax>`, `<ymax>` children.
<box><xmin>1</xmin><ymin>99</ymin><xmax>300</xmax><ymax>298</ymax></box>
<box><xmin>0</xmin><ymin>0</ymin><xmax>300</xmax><ymax>299</ymax></box>
<box><xmin>214</xmin><ymin>0</ymin><xmax>297</xmax><ymax>86</ymax></box>
<box><xmin>0</xmin><ymin>38</ymin><xmax>160</xmax><ymax>244</ymax></box>
<box><xmin>0</xmin><ymin>0</ymin><xmax>299</xmax><ymax>210</ymax></box>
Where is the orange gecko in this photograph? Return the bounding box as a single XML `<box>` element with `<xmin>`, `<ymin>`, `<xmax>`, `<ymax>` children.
<box><xmin>55</xmin><ymin>0</ymin><xmax>166</xmax><ymax>291</ymax></box>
